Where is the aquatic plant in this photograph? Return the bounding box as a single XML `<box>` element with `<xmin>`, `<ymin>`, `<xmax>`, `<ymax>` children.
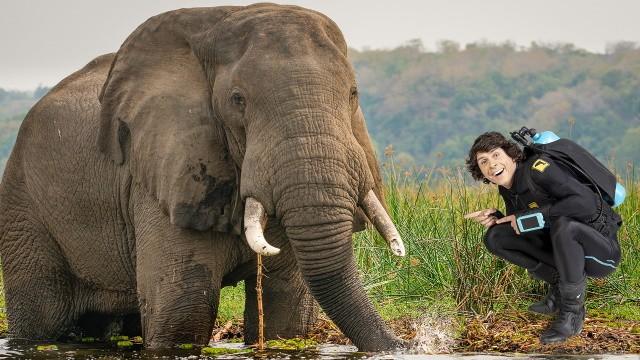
<box><xmin>265</xmin><ymin>338</ymin><xmax>317</xmax><ymax>350</ymax></box>
<box><xmin>201</xmin><ymin>346</ymin><xmax>252</xmax><ymax>355</ymax></box>
<box><xmin>36</xmin><ymin>345</ymin><xmax>58</xmax><ymax>351</ymax></box>
<box><xmin>116</xmin><ymin>340</ymin><xmax>133</xmax><ymax>348</ymax></box>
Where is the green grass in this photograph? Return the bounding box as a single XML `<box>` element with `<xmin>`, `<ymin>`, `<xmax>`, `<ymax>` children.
<box><xmin>217</xmin><ymin>164</ymin><xmax>639</xmax><ymax>323</ymax></box>
<box><xmin>217</xmin><ymin>283</ymin><xmax>245</xmax><ymax>324</ymax></box>
<box><xmin>590</xmin><ymin>302</ymin><xmax>640</xmax><ymax>321</ymax></box>
<box><xmin>354</xmin><ymin>161</ymin><xmax>640</xmax><ymax>318</ymax></box>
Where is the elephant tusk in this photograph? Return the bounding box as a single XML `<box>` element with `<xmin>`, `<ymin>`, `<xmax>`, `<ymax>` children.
<box><xmin>361</xmin><ymin>190</ymin><xmax>406</xmax><ymax>257</ymax></box>
<box><xmin>244</xmin><ymin>197</ymin><xmax>281</xmax><ymax>256</ymax></box>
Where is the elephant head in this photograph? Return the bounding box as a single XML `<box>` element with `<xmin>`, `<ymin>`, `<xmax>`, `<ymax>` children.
<box><xmin>98</xmin><ymin>4</ymin><xmax>404</xmax><ymax>351</ymax></box>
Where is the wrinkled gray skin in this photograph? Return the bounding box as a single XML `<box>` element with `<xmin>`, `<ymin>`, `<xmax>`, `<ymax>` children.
<box><xmin>0</xmin><ymin>4</ymin><xmax>403</xmax><ymax>351</ymax></box>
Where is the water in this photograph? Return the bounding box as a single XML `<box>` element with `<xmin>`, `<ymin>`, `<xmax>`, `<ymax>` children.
<box><xmin>0</xmin><ymin>339</ymin><xmax>637</xmax><ymax>360</ymax></box>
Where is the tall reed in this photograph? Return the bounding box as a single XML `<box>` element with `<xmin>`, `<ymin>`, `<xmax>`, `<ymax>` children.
<box><xmin>354</xmin><ymin>160</ymin><xmax>639</xmax><ymax>315</ymax></box>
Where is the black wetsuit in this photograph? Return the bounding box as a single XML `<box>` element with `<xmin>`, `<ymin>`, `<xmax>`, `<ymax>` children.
<box><xmin>484</xmin><ymin>154</ymin><xmax>622</xmax><ymax>283</ymax></box>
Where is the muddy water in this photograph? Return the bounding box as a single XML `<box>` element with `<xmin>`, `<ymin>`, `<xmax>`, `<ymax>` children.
<box><xmin>0</xmin><ymin>340</ymin><xmax>637</xmax><ymax>360</ymax></box>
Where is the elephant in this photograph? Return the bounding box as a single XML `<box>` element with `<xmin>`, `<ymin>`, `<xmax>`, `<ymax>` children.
<box><xmin>0</xmin><ymin>3</ymin><xmax>406</xmax><ymax>351</ymax></box>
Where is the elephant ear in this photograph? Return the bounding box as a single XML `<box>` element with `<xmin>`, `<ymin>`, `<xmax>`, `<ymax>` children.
<box><xmin>352</xmin><ymin>106</ymin><xmax>387</xmax><ymax>232</ymax></box>
<box><xmin>98</xmin><ymin>7</ymin><xmax>241</xmax><ymax>232</ymax></box>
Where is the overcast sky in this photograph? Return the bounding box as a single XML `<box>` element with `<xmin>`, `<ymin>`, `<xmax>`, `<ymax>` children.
<box><xmin>2</xmin><ymin>0</ymin><xmax>639</xmax><ymax>90</ymax></box>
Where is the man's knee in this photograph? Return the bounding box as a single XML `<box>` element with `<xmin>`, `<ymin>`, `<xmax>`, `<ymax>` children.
<box><xmin>550</xmin><ymin>216</ymin><xmax>580</xmax><ymax>244</ymax></box>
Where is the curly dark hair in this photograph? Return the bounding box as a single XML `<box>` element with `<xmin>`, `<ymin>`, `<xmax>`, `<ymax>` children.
<box><xmin>466</xmin><ymin>131</ymin><xmax>524</xmax><ymax>183</ymax></box>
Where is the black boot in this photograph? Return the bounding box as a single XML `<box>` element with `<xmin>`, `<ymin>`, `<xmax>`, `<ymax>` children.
<box><xmin>540</xmin><ymin>279</ymin><xmax>586</xmax><ymax>344</ymax></box>
<box><xmin>528</xmin><ymin>263</ymin><xmax>560</xmax><ymax>315</ymax></box>
<box><xmin>528</xmin><ymin>282</ymin><xmax>560</xmax><ymax>315</ymax></box>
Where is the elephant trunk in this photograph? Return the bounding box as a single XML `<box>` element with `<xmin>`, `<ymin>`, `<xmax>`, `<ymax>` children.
<box><xmin>281</xmin><ymin>202</ymin><xmax>403</xmax><ymax>351</ymax></box>
<box><xmin>266</xmin><ymin>132</ymin><xmax>404</xmax><ymax>349</ymax></box>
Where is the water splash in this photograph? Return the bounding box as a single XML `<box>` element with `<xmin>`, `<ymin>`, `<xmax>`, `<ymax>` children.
<box><xmin>408</xmin><ymin>315</ymin><xmax>455</xmax><ymax>354</ymax></box>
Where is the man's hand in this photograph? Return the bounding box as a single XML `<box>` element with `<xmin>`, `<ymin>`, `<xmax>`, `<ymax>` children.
<box><xmin>464</xmin><ymin>208</ymin><xmax>499</xmax><ymax>228</ymax></box>
<box><xmin>495</xmin><ymin>215</ymin><xmax>520</xmax><ymax>235</ymax></box>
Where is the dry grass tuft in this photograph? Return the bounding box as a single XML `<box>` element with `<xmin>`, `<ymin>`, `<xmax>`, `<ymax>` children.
<box><xmin>457</xmin><ymin>310</ymin><xmax>640</xmax><ymax>354</ymax></box>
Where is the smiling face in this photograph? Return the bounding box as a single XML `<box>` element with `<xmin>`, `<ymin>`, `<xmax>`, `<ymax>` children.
<box><xmin>476</xmin><ymin>147</ymin><xmax>517</xmax><ymax>188</ymax></box>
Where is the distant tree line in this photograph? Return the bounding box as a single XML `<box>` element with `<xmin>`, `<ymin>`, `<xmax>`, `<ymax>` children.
<box><xmin>0</xmin><ymin>86</ymin><xmax>50</xmax><ymax>174</ymax></box>
<box><xmin>1</xmin><ymin>41</ymin><xmax>639</xmax><ymax>176</ymax></box>
<box><xmin>350</xmin><ymin>40</ymin><xmax>640</xmax><ymax>173</ymax></box>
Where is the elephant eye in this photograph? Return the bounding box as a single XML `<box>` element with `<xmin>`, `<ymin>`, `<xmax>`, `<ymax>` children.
<box><xmin>231</xmin><ymin>91</ymin><xmax>245</xmax><ymax>108</ymax></box>
<box><xmin>349</xmin><ymin>87</ymin><xmax>358</xmax><ymax>112</ymax></box>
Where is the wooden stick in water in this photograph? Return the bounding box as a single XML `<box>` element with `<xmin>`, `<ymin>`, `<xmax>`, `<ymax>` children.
<box><xmin>257</xmin><ymin>254</ymin><xmax>265</xmax><ymax>350</ymax></box>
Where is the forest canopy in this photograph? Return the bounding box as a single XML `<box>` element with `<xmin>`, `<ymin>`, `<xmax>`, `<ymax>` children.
<box><xmin>350</xmin><ymin>40</ymin><xmax>640</xmax><ymax>172</ymax></box>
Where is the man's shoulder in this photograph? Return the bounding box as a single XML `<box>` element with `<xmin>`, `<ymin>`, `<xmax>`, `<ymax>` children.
<box><xmin>527</xmin><ymin>154</ymin><xmax>565</xmax><ymax>185</ymax></box>
<box><xmin>529</xmin><ymin>155</ymin><xmax>553</xmax><ymax>174</ymax></box>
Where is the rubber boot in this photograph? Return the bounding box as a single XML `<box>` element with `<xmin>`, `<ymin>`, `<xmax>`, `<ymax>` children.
<box><xmin>527</xmin><ymin>263</ymin><xmax>560</xmax><ymax>315</ymax></box>
<box><xmin>540</xmin><ymin>278</ymin><xmax>586</xmax><ymax>344</ymax></box>
<box><xmin>528</xmin><ymin>282</ymin><xmax>560</xmax><ymax>315</ymax></box>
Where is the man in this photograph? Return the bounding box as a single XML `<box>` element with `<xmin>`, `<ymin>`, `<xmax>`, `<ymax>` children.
<box><xmin>464</xmin><ymin>131</ymin><xmax>622</xmax><ymax>344</ymax></box>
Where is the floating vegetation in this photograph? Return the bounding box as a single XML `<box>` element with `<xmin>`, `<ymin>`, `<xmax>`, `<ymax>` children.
<box><xmin>109</xmin><ymin>335</ymin><xmax>129</xmax><ymax>342</ymax></box>
<box><xmin>36</xmin><ymin>344</ymin><xmax>58</xmax><ymax>351</ymax></box>
<box><xmin>201</xmin><ymin>347</ymin><xmax>252</xmax><ymax>356</ymax></box>
<box><xmin>80</xmin><ymin>337</ymin><xmax>95</xmax><ymax>343</ymax></box>
<box><xmin>116</xmin><ymin>340</ymin><xmax>133</xmax><ymax>348</ymax></box>
<box><xmin>265</xmin><ymin>338</ymin><xmax>317</xmax><ymax>350</ymax></box>
<box><xmin>131</xmin><ymin>336</ymin><xmax>143</xmax><ymax>344</ymax></box>
<box><xmin>178</xmin><ymin>343</ymin><xmax>194</xmax><ymax>350</ymax></box>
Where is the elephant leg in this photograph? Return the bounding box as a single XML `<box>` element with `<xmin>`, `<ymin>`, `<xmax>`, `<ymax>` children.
<box><xmin>243</xmin><ymin>224</ymin><xmax>318</xmax><ymax>344</ymax></box>
<box><xmin>133</xmin><ymin>191</ymin><xmax>231</xmax><ymax>348</ymax></box>
<box><xmin>136</xmin><ymin>232</ymin><xmax>222</xmax><ymax>347</ymax></box>
<box><xmin>1</xmin><ymin>213</ymin><xmax>73</xmax><ymax>339</ymax></box>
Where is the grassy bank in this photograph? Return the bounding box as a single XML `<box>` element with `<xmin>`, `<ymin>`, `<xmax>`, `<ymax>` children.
<box><xmin>217</xmin><ymin>165</ymin><xmax>639</xmax><ymax>329</ymax></box>
<box><xmin>353</xmin><ymin>163</ymin><xmax>639</xmax><ymax>320</ymax></box>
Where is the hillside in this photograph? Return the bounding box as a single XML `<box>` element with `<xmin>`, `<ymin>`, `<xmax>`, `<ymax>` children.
<box><xmin>351</xmin><ymin>40</ymin><xmax>640</xmax><ymax>171</ymax></box>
